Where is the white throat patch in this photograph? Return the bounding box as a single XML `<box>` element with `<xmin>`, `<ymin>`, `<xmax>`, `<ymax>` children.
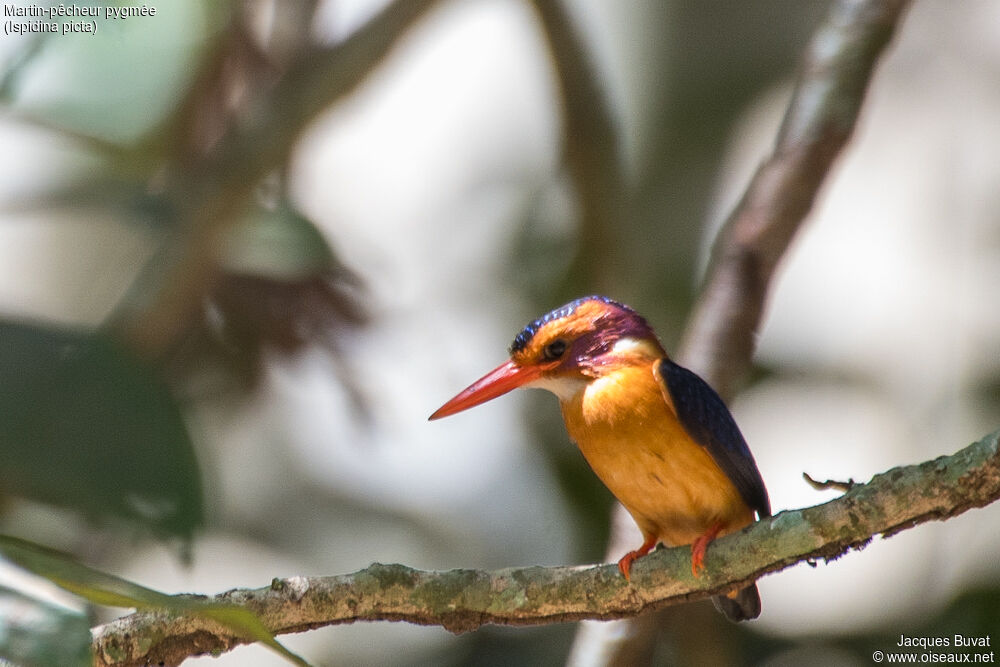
<box><xmin>610</xmin><ymin>337</ymin><xmax>644</xmax><ymax>354</ymax></box>
<box><xmin>525</xmin><ymin>375</ymin><xmax>588</xmax><ymax>401</ymax></box>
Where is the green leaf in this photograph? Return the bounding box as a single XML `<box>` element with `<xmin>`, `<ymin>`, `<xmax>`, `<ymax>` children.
<box><xmin>0</xmin><ymin>320</ymin><xmax>202</xmax><ymax>538</ymax></box>
<box><xmin>0</xmin><ymin>535</ymin><xmax>310</xmax><ymax>666</ymax></box>
<box><xmin>198</xmin><ymin>605</ymin><xmax>310</xmax><ymax>666</ymax></box>
<box><xmin>7</xmin><ymin>0</ymin><xmax>215</xmax><ymax>145</ymax></box>
<box><xmin>222</xmin><ymin>200</ymin><xmax>336</xmax><ymax>281</ymax></box>
<box><xmin>0</xmin><ymin>583</ymin><xmax>91</xmax><ymax>666</ymax></box>
<box><xmin>0</xmin><ymin>32</ymin><xmax>48</xmax><ymax>104</ymax></box>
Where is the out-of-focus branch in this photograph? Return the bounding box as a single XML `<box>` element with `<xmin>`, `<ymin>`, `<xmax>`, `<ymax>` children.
<box><xmin>112</xmin><ymin>0</ymin><xmax>442</xmax><ymax>358</ymax></box>
<box><xmin>529</xmin><ymin>0</ymin><xmax>627</xmax><ymax>294</ymax></box>
<box><xmin>678</xmin><ymin>0</ymin><xmax>913</xmax><ymax>394</ymax></box>
<box><xmin>574</xmin><ymin>0</ymin><xmax>914</xmax><ymax>663</ymax></box>
<box><xmin>92</xmin><ymin>430</ymin><xmax>1000</xmax><ymax>666</ymax></box>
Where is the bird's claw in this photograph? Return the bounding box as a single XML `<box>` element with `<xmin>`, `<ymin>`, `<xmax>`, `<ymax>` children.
<box><xmin>617</xmin><ymin>536</ymin><xmax>658</xmax><ymax>581</ymax></box>
<box><xmin>690</xmin><ymin>521</ymin><xmax>723</xmax><ymax>578</ymax></box>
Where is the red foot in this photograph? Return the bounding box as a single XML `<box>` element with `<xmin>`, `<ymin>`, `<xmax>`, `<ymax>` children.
<box><xmin>617</xmin><ymin>535</ymin><xmax>658</xmax><ymax>581</ymax></box>
<box><xmin>690</xmin><ymin>522</ymin><xmax>724</xmax><ymax>578</ymax></box>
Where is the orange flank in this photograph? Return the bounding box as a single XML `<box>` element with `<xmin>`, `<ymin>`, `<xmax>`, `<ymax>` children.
<box><xmin>558</xmin><ymin>360</ymin><xmax>755</xmax><ymax>580</ymax></box>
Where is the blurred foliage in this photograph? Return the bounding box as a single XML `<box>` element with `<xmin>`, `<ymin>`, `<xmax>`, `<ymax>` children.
<box><xmin>0</xmin><ymin>321</ymin><xmax>202</xmax><ymax>538</ymax></box>
<box><xmin>0</xmin><ymin>583</ymin><xmax>90</xmax><ymax>666</ymax></box>
<box><xmin>0</xmin><ymin>0</ymin><xmax>223</xmax><ymax>144</ymax></box>
<box><xmin>0</xmin><ymin>535</ymin><xmax>307</xmax><ymax>665</ymax></box>
<box><xmin>169</xmin><ymin>197</ymin><xmax>368</xmax><ymax>391</ymax></box>
<box><xmin>0</xmin><ymin>1</ymin><xmax>370</xmax><ymax>658</ymax></box>
<box><xmin>0</xmin><ymin>0</ymin><xmax>367</xmax><ymax>534</ymax></box>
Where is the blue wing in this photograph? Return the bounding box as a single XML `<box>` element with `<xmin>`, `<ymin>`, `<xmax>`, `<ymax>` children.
<box><xmin>659</xmin><ymin>359</ymin><xmax>771</xmax><ymax>518</ymax></box>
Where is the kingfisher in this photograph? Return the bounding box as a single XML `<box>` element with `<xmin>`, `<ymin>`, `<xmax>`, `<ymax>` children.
<box><xmin>429</xmin><ymin>295</ymin><xmax>770</xmax><ymax>621</ymax></box>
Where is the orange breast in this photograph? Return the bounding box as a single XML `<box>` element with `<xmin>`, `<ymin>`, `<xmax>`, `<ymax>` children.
<box><xmin>559</xmin><ymin>361</ymin><xmax>753</xmax><ymax>546</ymax></box>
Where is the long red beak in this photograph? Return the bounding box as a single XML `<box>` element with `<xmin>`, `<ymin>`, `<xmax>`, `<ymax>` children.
<box><xmin>429</xmin><ymin>360</ymin><xmax>549</xmax><ymax>420</ymax></box>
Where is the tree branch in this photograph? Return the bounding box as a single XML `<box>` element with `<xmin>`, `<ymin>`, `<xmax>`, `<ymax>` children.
<box><xmin>679</xmin><ymin>0</ymin><xmax>914</xmax><ymax>396</ymax></box>
<box><xmin>529</xmin><ymin>0</ymin><xmax>627</xmax><ymax>294</ymax></box>
<box><xmin>93</xmin><ymin>430</ymin><xmax>1000</xmax><ymax>666</ymax></box>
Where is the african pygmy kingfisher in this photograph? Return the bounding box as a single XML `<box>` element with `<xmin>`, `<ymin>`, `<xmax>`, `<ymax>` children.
<box><xmin>429</xmin><ymin>295</ymin><xmax>770</xmax><ymax>621</ymax></box>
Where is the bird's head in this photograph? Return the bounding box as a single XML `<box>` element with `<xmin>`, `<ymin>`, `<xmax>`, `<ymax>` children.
<box><xmin>429</xmin><ymin>295</ymin><xmax>664</xmax><ymax>419</ymax></box>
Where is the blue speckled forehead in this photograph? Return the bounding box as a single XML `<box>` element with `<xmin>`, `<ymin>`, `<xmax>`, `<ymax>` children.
<box><xmin>509</xmin><ymin>295</ymin><xmax>631</xmax><ymax>353</ymax></box>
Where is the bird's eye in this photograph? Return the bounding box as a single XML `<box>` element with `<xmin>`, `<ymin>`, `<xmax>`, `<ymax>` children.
<box><xmin>543</xmin><ymin>339</ymin><xmax>567</xmax><ymax>360</ymax></box>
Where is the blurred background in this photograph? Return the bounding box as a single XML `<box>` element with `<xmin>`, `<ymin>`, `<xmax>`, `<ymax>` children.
<box><xmin>1</xmin><ymin>0</ymin><xmax>999</xmax><ymax>664</ymax></box>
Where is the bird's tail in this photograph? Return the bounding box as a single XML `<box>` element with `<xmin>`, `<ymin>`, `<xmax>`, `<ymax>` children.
<box><xmin>712</xmin><ymin>584</ymin><xmax>761</xmax><ymax>622</ymax></box>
